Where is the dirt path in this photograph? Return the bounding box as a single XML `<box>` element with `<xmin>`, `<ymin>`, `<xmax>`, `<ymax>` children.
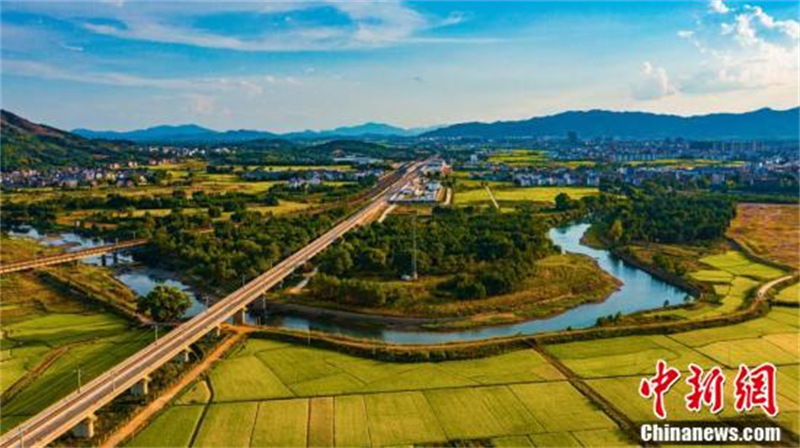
<box><xmin>101</xmin><ymin>326</ymin><xmax>251</xmax><ymax>448</ymax></box>
<box><xmin>531</xmin><ymin>342</ymin><xmax>654</xmax><ymax>447</ymax></box>
<box><xmin>485</xmin><ymin>185</ymin><xmax>499</xmax><ymax>209</ymax></box>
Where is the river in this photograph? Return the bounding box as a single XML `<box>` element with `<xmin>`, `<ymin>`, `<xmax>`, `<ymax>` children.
<box><xmin>9</xmin><ymin>222</ymin><xmax>690</xmax><ymax>344</ymax></box>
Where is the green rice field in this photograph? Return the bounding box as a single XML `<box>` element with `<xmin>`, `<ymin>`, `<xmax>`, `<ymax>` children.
<box><xmin>455</xmin><ymin>186</ymin><xmax>599</xmax><ymax>206</ymax></box>
<box><xmin>127</xmin><ymin>306</ymin><xmax>799</xmax><ymax>447</ymax></box>
<box><xmin>0</xmin><ymin>238</ymin><xmax>151</xmax><ymax>432</ymax></box>
<box><xmin>775</xmin><ymin>282</ymin><xmax>799</xmax><ymax>304</ymax></box>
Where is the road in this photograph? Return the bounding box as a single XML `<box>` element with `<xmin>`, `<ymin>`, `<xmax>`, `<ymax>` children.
<box><xmin>0</xmin><ymin>239</ymin><xmax>149</xmax><ymax>275</ymax></box>
<box><xmin>0</xmin><ymin>161</ymin><xmax>425</xmax><ymax>448</ymax></box>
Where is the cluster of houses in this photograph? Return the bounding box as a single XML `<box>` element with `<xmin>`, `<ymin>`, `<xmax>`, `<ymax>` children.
<box><xmin>0</xmin><ymin>159</ymin><xmax>174</xmax><ymax>189</ymax></box>
<box><xmin>549</xmin><ymin>139</ymin><xmax>798</xmax><ymax>164</ymax></box>
<box><xmin>512</xmin><ymin>169</ymin><xmax>601</xmax><ymax>187</ymax></box>
<box><xmin>460</xmin><ymin>159</ymin><xmax>797</xmax><ymax>191</ymax></box>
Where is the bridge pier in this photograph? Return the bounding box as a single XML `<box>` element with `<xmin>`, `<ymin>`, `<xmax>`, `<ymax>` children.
<box><xmin>232</xmin><ymin>308</ymin><xmax>247</xmax><ymax>325</ymax></box>
<box><xmin>174</xmin><ymin>347</ymin><xmax>192</xmax><ymax>364</ymax></box>
<box><xmin>207</xmin><ymin>324</ymin><xmax>222</xmax><ymax>340</ymax></box>
<box><xmin>101</xmin><ymin>254</ymin><xmax>107</xmax><ymax>266</ymax></box>
<box><xmin>130</xmin><ymin>375</ymin><xmax>151</xmax><ymax>396</ymax></box>
<box><xmin>113</xmin><ymin>251</ymin><xmax>119</xmax><ymax>264</ymax></box>
<box><xmin>71</xmin><ymin>414</ymin><xmax>97</xmax><ymax>439</ymax></box>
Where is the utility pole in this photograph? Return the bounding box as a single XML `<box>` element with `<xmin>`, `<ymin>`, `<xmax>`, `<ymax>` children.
<box><xmin>154</xmin><ymin>323</ymin><xmax>159</xmax><ymax>344</ymax></box>
<box><xmin>75</xmin><ymin>367</ymin><xmax>82</xmax><ymax>393</ymax></box>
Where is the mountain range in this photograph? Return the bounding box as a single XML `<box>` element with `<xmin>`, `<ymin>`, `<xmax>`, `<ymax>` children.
<box><xmin>422</xmin><ymin>107</ymin><xmax>800</xmax><ymax>140</ymax></box>
<box><xmin>1</xmin><ymin>110</ymin><xmax>134</xmax><ymax>170</ymax></box>
<box><xmin>71</xmin><ymin>108</ymin><xmax>799</xmax><ymax>143</ymax></box>
<box><xmin>73</xmin><ymin>122</ymin><xmax>429</xmax><ymax>143</ymax></box>
<box><xmin>3</xmin><ymin>106</ymin><xmax>798</xmax><ymax>170</ymax></box>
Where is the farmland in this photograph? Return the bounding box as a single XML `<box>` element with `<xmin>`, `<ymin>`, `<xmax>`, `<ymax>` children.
<box><xmin>126</xmin><ymin>304</ymin><xmax>799</xmax><ymax>447</ymax></box>
<box><xmin>0</xmin><ymin>237</ymin><xmax>150</xmax><ymax>432</ymax></box>
<box><xmin>454</xmin><ymin>184</ymin><xmax>599</xmax><ymax>207</ymax></box>
<box><xmin>626</xmin><ymin>243</ymin><xmax>787</xmax><ymax>322</ymax></box>
<box><xmin>568</xmin><ymin>306</ymin><xmax>799</xmax><ymax>430</ymax></box>
<box><xmin>775</xmin><ymin>282</ymin><xmax>799</xmax><ymax>305</ymax></box>
<box><xmin>728</xmin><ymin>203</ymin><xmax>799</xmax><ymax>269</ymax></box>
<box><xmin>3</xmin><ymin>161</ymin><xmax>356</xmax><ymax>206</ymax></box>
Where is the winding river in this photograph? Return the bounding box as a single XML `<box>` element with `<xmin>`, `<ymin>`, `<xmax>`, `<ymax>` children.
<box><xmin>9</xmin><ymin>222</ymin><xmax>690</xmax><ymax>344</ymax></box>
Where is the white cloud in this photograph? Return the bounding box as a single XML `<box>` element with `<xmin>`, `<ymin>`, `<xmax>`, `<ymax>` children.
<box><xmin>632</xmin><ymin>62</ymin><xmax>676</xmax><ymax>101</ymax></box>
<box><xmin>2</xmin><ymin>59</ymin><xmax>301</xmax><ymax>94</ymax></box>
<box><xmin>709</xmin><ymin>0</ymin><xmax>730</xmax><ymax>15</ymax></box>
<box><xmin>8</xmin><ymin>1</ymin><xmax>488</xmax><ymax>52</ymax></box>
<box><xmin>679</xmin><ymin>2</ymin><xmax>799</xmax><ymax>95</ymax></box>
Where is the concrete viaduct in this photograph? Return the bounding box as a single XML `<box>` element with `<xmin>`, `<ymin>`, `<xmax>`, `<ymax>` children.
<box><xmin>0</xmin><ymin>239</ymin><xmax>149</xmax><ymax>275</ymax></box>
<box><xmin>0</xmin><ymin>161</ymin><xmax>424</xmax><ymax>448</ymax></box>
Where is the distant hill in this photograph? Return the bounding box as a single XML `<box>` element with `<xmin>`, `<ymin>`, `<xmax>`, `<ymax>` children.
<box><xmin>423</xmin><ymin>107</ymin><xmax>800</xmax><ymax>140</ymax></box>
<box><xmin>284</xmin><ymin>122</ymin><xmax>424</xmax><ymax>139</ymax></box>
<box><xmin>74</xmin><ymin>121</ymin><xmax>429</xmax><ymax>143</ymax></box>
<box><xmin>1</xmin><ymin>110</ymin><xmax>134</xmax><ymax>170</ymax></box>
<box><xmin>73</xmin><ymin>124</ymin><xmax>277</xmax><ymax>144</ymax></box>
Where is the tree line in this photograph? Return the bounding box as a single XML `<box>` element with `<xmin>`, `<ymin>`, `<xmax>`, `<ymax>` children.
<box><xmin>308</xmin><ymin>207</ymin><xmax>557</xmax><ymax>304</ymax></box>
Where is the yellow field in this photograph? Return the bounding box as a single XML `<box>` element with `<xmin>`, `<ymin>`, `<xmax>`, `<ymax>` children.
<box><xmin>728</xmin><ymin>203</ymin><xmax>799</xmax><ymax>270</ymax></box>
<box><xmin>129</xmin><ymin>304</ymin><xmax>799</xmax><ymax>448</ymax></box>
<box><xmin>455</xmin><ymin>186</ymin><xmax>599</xmax><ymax>205</ymax></box>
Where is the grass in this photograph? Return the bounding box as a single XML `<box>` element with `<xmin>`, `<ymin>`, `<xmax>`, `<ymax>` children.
<box><xmin>510</xmin><ymin>381</ymin><xmax>616</xmax><ymax>432</ymax></box>
<box><xmin>545</xmin><ymin>335</ymin><xmax>710</xmax><ymax>378</ymax></box>
<box><xmin>308</xmin><ymin>397</ymin><xmax>335</xmax><ymax>447</ymax></box>
<box><xmin>698</xmin><ymin>251</ymin><xmax>785</xmax><ymax>280</ymax></box>
<box><xmin>728</xmin><ymin>203</ymin><xmax>799</xmax><ymax>269</ymax></box>
<box><xmin>0</xmin><ymin>236</ymin><xmax>62</xmax><ymax>263</ymax></box>
<box><xmin>454</xmin><ymin>185</ymin><xmax>598</xmax><ymax>206</ymax></box>
<box><xmin>775</xmin><ymin>282</ymin><xmax>799</xmax><ymax>304</ymax></box>
<box><xmin>137</xmin><ymin>337</ymin><xmax>609</xmax><ymax>447</ymax></box>
<box><xmin>689</xmin><ymin>269</ymin><xmax>734</xmax><ymax>283</ymax></box>
<box><xmin>0</xmin><ymin>236</ymin><xmax>150</xmax><ymax>432</ymax></box>
<box><xmin>1</xmin><ymin>329</ymin><xmax>151</xmax><ymax>425</ymax></box>
<box><xmin>487</xmin><ymin>149</ymin><xmax>548</xmax><ymax>165</ymax></box>
<box><xmin>293</xmin><ymin>253</ymin><xmax>619</xmax><ymax>328</ymax></box>
<box><xmin>207</xmin><ymin>354</ymin><xmax>294</xmax><ymax>402</ymax></box>
<box><xmin>123</xmin><ymin>271</ymin><xmax>800</xmax><ymax>447</ymax></box>
<box><xmin>210</xmin><ymin>339</ymin><xmax>562</xmax><ymax>400</ymax></box>
<box><xmin>552</xmin><ymin>307</ymin><xmax>800</xmax><ymax>426</ymax></box>
<box><xmin>424</xmin><ymin>386</ymin><xmax>542</xmax><ymax>439</ymax></box>
<box><xmin>192</xmin><ymin>402</ymin><xmax>259</xmax><ymax>448</ymax></box>
<box><xmin>176</xmin><ymin>379</ymin><xmax>211</xmax><ymax>405</ymax></box>
<box><xmin>125</xmin><ymin>405</ymin><xmax>204</xmax><ymax>448</ymax></box>
<box><xmin>636</xmin><ymin>244</ymin><xmax>787</xmax><ymax>323</ymax></box>
<box><xmin>363</xmin><ymin>391</ymin><xmax>447</xmax><ymax>446</ymax></box>
<box><xmin>492</xmin><ymin>435</ymin><xmax>536</xmax><ymax>447</ymax></box>
<box><xmin>251</xmin><ymin>399</ymin><xmax>309</xmax><ymax>448</ymax></box>
<box><xmin>133</xmin><ymin>306</ymin><xmax>800</xmax><ymax>447</ymax></box>
<box><xmin>334</xmin><ymin>395</ymin><xmax>371</xmax><ymax>447</ymax></box>
<box><xmin>528</xmin><ymin>432</ymin><xmax>583</xmax><ymax>447</ymax></box>
<box><xmin>572</xmin><ymin>428</ymin><xmax>637</xmax><ymax>447</ymax></box>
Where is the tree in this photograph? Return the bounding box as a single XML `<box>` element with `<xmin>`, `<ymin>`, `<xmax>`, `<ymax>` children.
<box><xmin>554</xmin><ymin>192</ymin><xmax>573</xmax><ymax>211</ymax></box>
<box><xmin>208</xmin><ymin>206</ymin><xmax>222</xmax><ymax>218</ymax></box>
<box><xmin>608</xmin><ymin>219</ymin><xmax>624</xmax><ymax>245</ymax></box>
<box><xmin>137</xmin><ymin>285</ymin><xmax>192</xmax><ymax>322</ymax></box>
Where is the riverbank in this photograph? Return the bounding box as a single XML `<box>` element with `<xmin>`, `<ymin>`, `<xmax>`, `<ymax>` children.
<box><xmin>270</xmin><ymin>253</ymin><xmax>621</xmax><ymax>332</ymax></box>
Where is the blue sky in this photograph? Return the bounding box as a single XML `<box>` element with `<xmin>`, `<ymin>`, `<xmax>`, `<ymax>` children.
<box><xmin>1</xmin><ymin>1</ymin><xmax>798</xmax><ymax>132</ymax></box>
